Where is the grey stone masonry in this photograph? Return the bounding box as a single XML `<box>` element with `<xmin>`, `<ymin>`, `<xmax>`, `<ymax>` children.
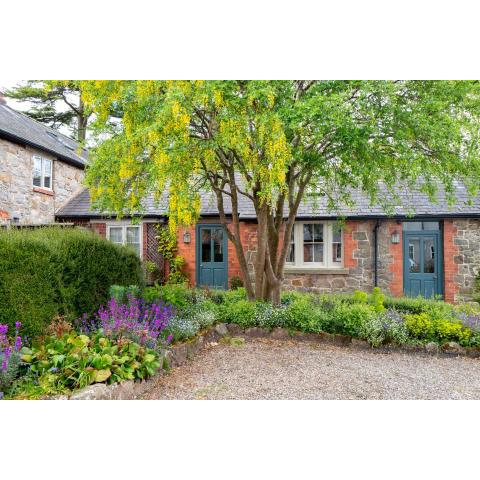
<box><xmin>453</xmin><ymin>219</ymin><xmax>480</xmax><ymax>301</ymax></box>
<box><xmin>0</xmin><ymin>137</ymin><xmax>84</xmax><ymax>224</ymax></box>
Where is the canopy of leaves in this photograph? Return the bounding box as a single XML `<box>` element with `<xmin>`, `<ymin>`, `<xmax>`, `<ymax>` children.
<box><xmin>80</xmin><ymin>80</ymin><xmax>480</xmax><ymax>229</ymax></box>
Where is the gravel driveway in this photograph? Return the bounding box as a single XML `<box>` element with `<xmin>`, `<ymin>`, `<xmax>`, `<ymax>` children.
<box><xmin>143</xmin><ymin>338</ymin><xmax>480</xmax><ymax>400</ymax></box>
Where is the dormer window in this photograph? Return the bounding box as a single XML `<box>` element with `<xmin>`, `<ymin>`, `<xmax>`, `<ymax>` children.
<box><xmin>33</xmin><ymin>155</ymin><xmax>52</xmax><ymax>190</ymax></box>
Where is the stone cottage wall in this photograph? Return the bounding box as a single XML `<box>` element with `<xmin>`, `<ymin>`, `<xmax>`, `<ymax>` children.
<box><xmin>0</xmin><ymin>137</ymin><xmax>84</xmax><ymax>224</ymax></box>
<box><xmin>443</xmin><ymin>218</ymin><xmax>480</xmax><ymax>302</ymax></box>
<box><xmin>177</xmin><ymin>218</ymin><xmax>404</xmax><ymax>296</ymax></box>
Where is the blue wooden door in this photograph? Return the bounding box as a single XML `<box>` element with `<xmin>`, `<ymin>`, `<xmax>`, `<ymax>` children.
<box><xmin>196</xmin><ymin>225</ymin><xmax>228</xmax><ymax>289</ymax></box>
<box><xmin>403</xmin><ymin>231</ymin><xmax>442</xmax><ymax>298</ymax></box>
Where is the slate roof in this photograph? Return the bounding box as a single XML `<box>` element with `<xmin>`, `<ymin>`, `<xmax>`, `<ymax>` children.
<box><xmin>56</xmin><ymin>180</ymin><xmax>480</xmax><ymax>220</ymax></box>
<box><xmin>0</xmin><ymin>103</ymin><xmax>88</xmax><ymax>168</ymax></box>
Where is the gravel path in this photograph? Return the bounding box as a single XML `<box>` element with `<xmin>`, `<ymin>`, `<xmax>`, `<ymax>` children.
<box><xmin>143</xmin><ymin>338</ymin><xmax>480</xmax><ymax>400</ymax></box>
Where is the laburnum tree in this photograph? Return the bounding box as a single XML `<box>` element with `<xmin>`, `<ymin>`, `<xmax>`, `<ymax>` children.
<box><xmin>80</xmin><ymin>80</ymin><xmax>480</xmax><ymax>303</ymax></box>
<box><xmin>4</xmin><ymin>80</ymin><xmax>91</xmax><ymax>142</ymax></box>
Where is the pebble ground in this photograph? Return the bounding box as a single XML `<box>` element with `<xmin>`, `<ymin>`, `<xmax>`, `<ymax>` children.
<box><xmin>143</xmin><ymin>338</ymin><xmax>480</xmax><ymax>400</ymax></box>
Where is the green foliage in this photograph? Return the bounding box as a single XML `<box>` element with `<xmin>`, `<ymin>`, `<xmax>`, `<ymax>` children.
<box><xmin>0</xmin><ymin>228</ymin><xmax>143</xmax><ymax>338</ymax></box>
<box><xmin>353</xmin><ymin>290</ymin><xmax>368</xmax><ymax>304</ymax></box>
<box><xmin>109</xmin><ymin>285</ymin><xmax>141</xmax><ymax>304</ymax></box>
<box><xmin>10</xmin><ymin>331</ymin><xmax>160</xmax><ymax>398</ymax></box>
<box><xmin>404</xmin><ymin>313</ymin><xmax>472</xmax><ymax>344</ymax></box>
<box><xmin>370</xmin><ymin>287</ymin><xmax>386</xmax><ymax>312</ymax></box>
<box><xmin>230</xmin><ymin>276</ymin><xmax>244</xmax><ymax>290</ymax></box>
<box><xmin>155</xmin><ymin>226</ymin><xmax>187</xmax><ymax>285</ymax></box>
<box><xmin>168</xmin><ymin>256</ymin><xmax>188</xmax><ymax>285</ymax></box>
<box><xmin>216</xmin><ymin>299</ymin><xmax>257</xmax><ymax>328</ymax></box>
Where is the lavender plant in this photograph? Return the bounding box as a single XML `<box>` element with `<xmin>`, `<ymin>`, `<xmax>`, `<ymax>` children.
<box><xmin>77</xmin><ymin>296</ymin><xmax>174</xmax><ymax>350</ymax></box>
<box><xmin>0</xmin><ymin>322</ymin><xmax>24</xmax><ymax>394</ymax></box>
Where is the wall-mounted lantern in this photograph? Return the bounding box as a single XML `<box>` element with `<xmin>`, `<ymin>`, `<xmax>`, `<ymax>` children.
<box><xmin>183</xmin><ymin>231</ymin><xmax>191</xmax><ymax>244</ymax></box>
<box><xmin>391</xmin><ymin>230</ymin><xmax>400</xmax><ymax>244</ymax></box>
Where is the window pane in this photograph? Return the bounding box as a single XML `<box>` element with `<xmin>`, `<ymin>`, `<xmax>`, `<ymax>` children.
<box><xmin>408</xmin><ymin>237</ymin><xmax>421</xmax><ymax>273</ymax></box>
<box><xmin>303</xmin><ymin>224</ymin><xmax>313</xmax><ymax>242</ymax></box>
<box><xmin>287</xmin><ymin>243</ymin><xmax>295</xmax><ymax>263</ymax></box>
<box><xmin>313</xmin><ymin>224</ymin><xmax>323</xmax><ymax>242</ymax></box>
<box><xmin>332</xmin><ymin>243</ymin><xmax>342</xmax><ymax>263</ymax></box>
<box><xmin>201</xmin><ymin>229</ymin><xmax>211</xmax><ymax>262</ymax></box>
<box><xmin>43</xmin><ymin>159</ymin><xmax>52</xmax><ymax>188</ymax></box>
<box><xmin>423</xmin><ymin>221</ymin><xmax>439</xmax><ymax>231</ymax></box>
<box><xmin>303</xmin><ymin>244</ymin><xmax>314</xmax><ymax>262</ymax></box>
<box><xmin>424</xmin><ymin>237</ymin><xmax>435</xmax><ymax>273</ymax></box>
<box><xmin>33</xmin><ymin>157</ymin><xmax>42</xmax><ymax>187</ymax></box>
<box><xmin>109</xmin><ymin>227</ymin><xmax>123</xmax><ymax>243</ymax></box>
<box><xmin>403</xmin><ymin>222</ymin><xmax>422</xmax><ymax>231</ymax></box>
<box><xmin>313</xmin><ymin>243</ymin><xmax>324</xmax><ymax>262</ymax></box>
<box><xmin>213</xmin><ymin>228</ymin><xmax>223</xmax><ymax>262</ymax></box>
<box><xmin>126</xmin><ymin>226</ymin><xmax>140</xmax><ymax>244</ymax></box>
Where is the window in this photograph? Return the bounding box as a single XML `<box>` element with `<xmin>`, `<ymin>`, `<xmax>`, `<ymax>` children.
<box><xmin>32</xmin><ymin>155</ymin><xmax>52</xmax><ymax>189</ymax></box>
<box><xmin>107</xmin><ymin>224</ymin><xmax>142</xmax><ymax>257</ymax></box>
<box><xmin>286</xmin><ymin>228</ymin><xmax>295</xmax><ymax>263</ymax></box>
<box><xmin>286</xmin><ymin>221</ymin><xmax>343</xmax><ymax>268</ymax></box>
<box><xmin>403</xmin><ymin>221</ymin><xmax>440</xmax><ymax>231</ymax></box>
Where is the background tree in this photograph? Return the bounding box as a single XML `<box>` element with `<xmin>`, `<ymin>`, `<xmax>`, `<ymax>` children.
<box><xmin>4</xmin><ymin>80</ymin><xmax>90</xmax><ymax>142</ymax></box>
<box><xmin>80</xmin><ymin>80</ymin><xmax>480</xmax><ymax>303</ymax></box>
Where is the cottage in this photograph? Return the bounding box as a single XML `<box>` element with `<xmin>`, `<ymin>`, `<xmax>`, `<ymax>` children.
<box><xmin>56</xmin><ymin>182</ymin><xmax>480</xmax><ymax>303</ymax></box>
<box><xmin>0</xmin><ymin>97</ymin><xmax>86</xmax><ymax>225</ymax></box>
<box><xmin>1</xmin><ymin>99</ymin><xmax>477</xmax><ymax>304</ymax></box>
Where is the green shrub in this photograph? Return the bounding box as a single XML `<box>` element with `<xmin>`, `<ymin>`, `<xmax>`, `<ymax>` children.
<box><xmin>336</xmin><ymin>303</ymin><xmax>377</xmax><ymax>337</ymax></box>
<box><xmin>370</xmin><ymin>287</ymin><xmax>386</xmax><ymax>312</ymax></box>
<box><xmin>353</xmin><ymin>290</ymin><xmax>368</xmax><ymax>304</ymax></box>
<box><xmin>404</xmin><ymin>313</ymin><xmax>472</xmax><ymax>344</ymax></box>
<box><xmin>0</xmin><ymin>227</ymin><xmax>143</xmax><ymax>338</ymax></box>
<box><xmin>216</xmin><ymin>299</ymin><xmax>256</xmax><ymax>327</ymax></box>
<box><xmin>11</xmin><ymin>331</ymin><xmax>160</xmax><ymax>398</ymax></box>
<box><xmin>142</xmin><ymin>283</ymin><xmax>207</xmax><ymax>309</ymax></box>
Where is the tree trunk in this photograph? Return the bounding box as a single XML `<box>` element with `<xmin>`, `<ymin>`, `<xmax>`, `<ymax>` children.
<box><xmin>77</xmin><ymin>96</ymin><xmax>88</xmax><ymax>143</ymax></box>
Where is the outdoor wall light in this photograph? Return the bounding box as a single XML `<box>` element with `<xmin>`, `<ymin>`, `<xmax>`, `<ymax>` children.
<box><xmin>183</xmin><ymin>231</ymin><xmax>191</xmax><ymax>244</ymax></box>
<box><xmin>391</xmin><ymin>230</ymin><xmax>400</xmax><ymax>244</ymax></box>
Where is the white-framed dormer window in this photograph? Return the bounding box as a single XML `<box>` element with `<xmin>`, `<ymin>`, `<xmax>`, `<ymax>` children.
<box><xmin>107</xmin><ymin>223</ymin><xmax>142</xmax><ymax>257</ymax></box>
<box><xmin>32</xmin><ymin>155</ymin><xmax>52</xmax><ymax>190</ymax></box>
<box><xmin>286</xmin><ymin>221</ymin><xmax>343</xmax><ymax>269</ymax></box>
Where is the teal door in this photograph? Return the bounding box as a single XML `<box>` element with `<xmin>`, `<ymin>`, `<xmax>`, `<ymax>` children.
<box><xmin>403</xmin><ymin>230</ymin><xmax>442</xmax><ymax>298</ymax></box>
<box><xmin>196</xmin><ymin>225</ymin><xmax>228</xmax><ymax>289</ymax></box>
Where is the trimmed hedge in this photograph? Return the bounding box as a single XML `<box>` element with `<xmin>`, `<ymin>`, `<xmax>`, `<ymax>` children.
<box><xmin>0</xmin><ymin>227</ymin><xmax>144</xmax><ymax>338</ymax></box>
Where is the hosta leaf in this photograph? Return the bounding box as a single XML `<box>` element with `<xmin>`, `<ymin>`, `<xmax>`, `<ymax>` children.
<box><xmin>93</xmin><ymin>369</ymin><xmax>111</xmax><ymax>383</ymax></box>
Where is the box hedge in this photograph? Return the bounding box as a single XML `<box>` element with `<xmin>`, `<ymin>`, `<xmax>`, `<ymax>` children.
<box><xmin>0</xmin><ymin>227</ymin><xmax>144</xmax><ymax>338</ymax></box>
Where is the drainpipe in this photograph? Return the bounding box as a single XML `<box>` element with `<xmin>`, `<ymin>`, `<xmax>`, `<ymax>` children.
<box><xmin>373</xmin><ymin>219</ymin><xmax>380</xmax><ymax>287</ymax></box>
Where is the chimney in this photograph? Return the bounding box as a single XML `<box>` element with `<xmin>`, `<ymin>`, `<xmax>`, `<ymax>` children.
<box><xmin>0</xmin><ymin>92</ymin><xmax>6</xmax><ymax>105</ymax></box>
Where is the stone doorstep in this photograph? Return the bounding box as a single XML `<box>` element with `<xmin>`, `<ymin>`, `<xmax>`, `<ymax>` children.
<box><xmin>62</xmin><ymin>323</ymin><xmax>480</xmax><ymax>400</ymax></box>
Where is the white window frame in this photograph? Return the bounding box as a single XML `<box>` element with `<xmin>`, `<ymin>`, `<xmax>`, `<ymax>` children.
<box><xmin>286</xmin><ymin>221</ymin><xmax>344</xmax><ymax>269</ymax></box>
<box><xmin>32</xmin><ymin>155</ymin><xmax>53</xmax><ymax>190</ymax></box>
<box><xmin>106</xmin><ymin>221</ymin><xmax>143</xmax><ymax>258</ymax></box>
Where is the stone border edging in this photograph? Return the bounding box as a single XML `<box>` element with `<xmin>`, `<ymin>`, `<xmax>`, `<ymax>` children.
<box><xmin>60</xmin><ymin>322</ymin><xmax>479</xmax><ymax>400</ymax></box>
